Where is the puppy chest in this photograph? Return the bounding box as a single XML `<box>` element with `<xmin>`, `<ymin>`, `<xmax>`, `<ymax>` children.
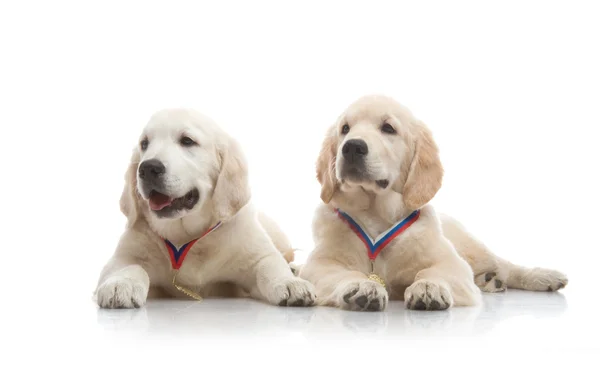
<box><xmin>376</xmin><ymin>242</ymin><xmax>422</xmax><ymax>279</ymax></box>
<box><xmin>171</xmin><ymin>262</ymin><xmax>208</xmax><ymax>286</ymax></box>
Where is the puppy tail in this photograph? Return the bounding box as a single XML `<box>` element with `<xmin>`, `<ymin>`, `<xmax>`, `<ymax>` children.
<box><xmin>440</xmin><ymin>213</ymin><xmax>568</xmax><ymax>292</ymax></box>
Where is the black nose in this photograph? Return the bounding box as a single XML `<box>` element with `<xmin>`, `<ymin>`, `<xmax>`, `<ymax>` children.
<box><xmin>138</xmin><ymin>159</ymin><xmax>166</xmax><ymax>180</ymax></box>
<box><xmin>342</xmin><ymin>139</ymin><xmax>368</xmax><ymax>162</ymax></box>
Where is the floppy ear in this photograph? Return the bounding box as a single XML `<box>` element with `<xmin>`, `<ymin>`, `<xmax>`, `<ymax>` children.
<box><xmin>212</xmin><ymin>138</ymin><xmax>251</xmax><ymax>220</ymax></box>
<box><xmin>316</xmin><ymin>129</ymin><xmax>339</xmax><ymax>203</ymax></box>
<box><xmin>119</xmin><ymin>149</ymin><xmax>142</xmax><ymax>227</ymax></box>
<box><xmin>401</xmin><ymin>121</ymin><xmax>444</xmax><ymax>210</ymax></box>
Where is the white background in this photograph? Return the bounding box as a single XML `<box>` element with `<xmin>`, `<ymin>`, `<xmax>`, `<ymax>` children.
<box><xmin>1</xmin><ymin>1</ymin><xmax>599</xmax><ymax>386</ymax></box>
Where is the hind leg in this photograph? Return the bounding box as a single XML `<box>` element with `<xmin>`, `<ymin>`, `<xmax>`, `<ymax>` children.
<box><xmin>501</xmin><ymin>258</ymin><xmax>568</xmax><ymax>291</ymax></box>
<box><xmin>290</xmin><ymin>262</ymin><xmax>301</xmax><ymax>276</ymax></box>
<box><xmin>439</xmin><ymin>213</ymin><xmax>507</xmax><ymax>293</ymax></box>
<box><xmin>475</xmin><ymin>271</ymin><xmax>507</xmax><ymax>293</ymax></box>
<box><xmin>258</xmin><ymin>211</ymin><xmax>296</xmax><ymax>263</ymax></box>
<box><xmin>439</xmin><ymin>213</ymin><xmax>568</xmax><ymax>293</ymax></box>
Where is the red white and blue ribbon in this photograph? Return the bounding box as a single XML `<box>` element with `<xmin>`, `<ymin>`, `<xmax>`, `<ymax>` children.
<box><xmin>163</xmin><ymin>222</ymin><xmax>222</xmax><ymax>270</ymax></box>
<box><xmin>335</xmin><ymin>209</ymin><xmax>420</xmax><ymax>260</ymax></box>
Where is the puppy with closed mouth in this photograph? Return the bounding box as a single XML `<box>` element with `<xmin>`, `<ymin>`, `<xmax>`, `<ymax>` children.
<box><xmin>94</xmin><ymin>109</ymin><xmax>316</xmax><ymax>308</ymax></box>
<box><xmin>299</xmin><ymin>94</ymin><xmax>567</xmax><ymax>311</ymax></box>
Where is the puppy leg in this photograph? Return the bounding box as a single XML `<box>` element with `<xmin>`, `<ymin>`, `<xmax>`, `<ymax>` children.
<box><xmin>474</xmin><ymin>271</ymin><xmax>506</xmax><ymax>293</ymax></box>
<box><xmin>249</xmin><ymin>253</ymin><xmax>316</xmax><ymax>307</ymax></box>
<box><xmin>289</xmin><ymin>262</ymin><xmax>302</xmax><ymax>276</ymax></box>
<box><xmin>500</xmin><ymin>258</ymin><xmax>568</xmax><ymax>292</ymax></box>
<box><xmin>257</xmin><ymin>211</ymin><xmax>296</xmax><ymax>263</ymax></box>
<box><xmin>94</xmin><ymin>234</ymin><xmax>150</xmax><ymax>309</ymax></box>
<box><xmin>440</xmin><ymin>213</ymin><xmax>505</xmax><ymax>292</ymax></box>
<box><xmin>299</xmin><ymin>258</ymin><xmax>388</xmax><ymax>311</ymax></box>
<box><xmin>405</xmin><ymin>264</ymin><xmax>481</xmax><ymax>310</ymax></box>
<box><xmin>440</xmin><ymin>213</ymin><xmax>568</xmax><ymax>292</ymax></box>
<box><xmin>405</xmin><ymin>244</ymin><xmax>481</xmax><ymax>310</ymax></box>
<box><xmin>95</xmin><ymin>264</ymin><xmax>149</xmax><ymax>309</ymax></box>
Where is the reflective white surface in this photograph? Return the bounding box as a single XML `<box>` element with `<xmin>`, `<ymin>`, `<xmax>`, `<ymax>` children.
<box><xmin>4</xmin><ymin>284</ymin><xmax>596</xmax><ymax>387</ymax></box>
<box><xmin>95</xmin><ymin>290</ymin><xmax>572</xmax><ymax>341</ymax></box>
<box><xmin>89</xmin><ymin>289</ymin><xmax>599</xmax><ymax>385</ymax></box>
<box><xmin>81</xmin><ymin>287</ymin><xmax>596</xmax><ymax>387</ymax></box>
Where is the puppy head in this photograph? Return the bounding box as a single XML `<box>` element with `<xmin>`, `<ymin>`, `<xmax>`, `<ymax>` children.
<box><xmin>120</xmin><ymin>109</ymin><xmax>250</xmax><ymax>226</ymax></box>
<box><xmin>316</xmin><ymin>95</ymin><xmax>443</xmax><ymax>210</ymax></box>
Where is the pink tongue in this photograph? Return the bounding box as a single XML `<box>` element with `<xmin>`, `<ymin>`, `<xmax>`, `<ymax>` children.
<box><xmin>149</xmin><ymin>192</ymin><xmax>173</xmax><ymax>211</ymax></box>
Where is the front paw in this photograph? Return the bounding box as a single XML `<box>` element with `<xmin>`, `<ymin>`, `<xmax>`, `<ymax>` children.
<box><xmin>405</xmin><ymin>280</ymin><xmax>452</xmax><ymax>311</ymax></box>
<box><xmin>267</xmin><ymin>277</ymin><xmax>316</xmax><ymax>307</ymax></box>
<box><xmin>96</xmin><ymin>275</ymin><xmax>148</xmax><ymax>309</ymax></box>
<box><xmin>340</xmin><ymin>280</ymin><xmax>388</xmax><ymax>311</ymax></box>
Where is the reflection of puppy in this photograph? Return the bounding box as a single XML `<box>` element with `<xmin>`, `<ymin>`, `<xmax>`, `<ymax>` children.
<box><xmin>94</xmin><ymin>109</ymin><xmax>315</xmax><ymax>308</ymax></box>
<box><xmin>300</xmin><ymin>95</ymin><xmax>568</xmax><ymax>312</ymax></box>
<box><xmin>96</xmin><ymin>299</ymin><xmax>320</xmax><ymax>336</ymax></box>
<box><xmin>94</xmin><ymin>293</ymin><xmax>568</xmax><ymax>338</ymax></box>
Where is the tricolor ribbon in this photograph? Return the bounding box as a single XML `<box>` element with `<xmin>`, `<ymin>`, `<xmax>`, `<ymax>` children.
<box><xmin>163</xmin><ymin>222</ymin><xmax>222</xmax><ymax>270</ymax></box>
<box><xmin>335</xmin><ymin>209</ymin><xmax>420</xmax><ymax>260</ymax></box>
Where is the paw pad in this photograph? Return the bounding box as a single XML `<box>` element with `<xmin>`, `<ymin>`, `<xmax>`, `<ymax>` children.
<box><xmin>476</xmin><ymin>271</ymin><xmax>506</xmax><ymax>293</ymax></box>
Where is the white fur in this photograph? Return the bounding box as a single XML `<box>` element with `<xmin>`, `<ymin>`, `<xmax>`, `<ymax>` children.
<box><xmin>300</xmin><ymin>95</ymin><xmax>568</xmax><ymax>312</ymax></box>
<box><xmin>94</xmin><ymin>109</ymin><xmax>315</xmax><ymax>309</ymax></box>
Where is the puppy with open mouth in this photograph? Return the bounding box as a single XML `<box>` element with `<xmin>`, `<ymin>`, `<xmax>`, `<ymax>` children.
<box><xmin>299</xmin><ymin>94</ymin><xmax>567</xmax><ymax>311</ymax></box>
<box><xmin>94</xmin><ymin>109</ymin><xmax>316</xmax><ymax>308</ymax></box>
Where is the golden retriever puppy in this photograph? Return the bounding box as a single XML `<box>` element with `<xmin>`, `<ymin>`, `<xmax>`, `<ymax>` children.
<box><xmin>94</xmin><ymin>109</ymin><xmax>316</xmax><ymax>308</ymax></box>
<box><xmin>299</xmin><ymin>95</ymin><xmax>568</xmax><ymax>311</ymax></box>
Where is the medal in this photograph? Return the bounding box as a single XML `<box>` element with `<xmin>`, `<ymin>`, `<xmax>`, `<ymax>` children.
<box><xmin>335</xmin><ymin>208</ymin><xmax>421</xmax><ymax>288</ymax></box>
<box><xmin>163</xmin><ymin>222</ymin><xmax>222</xmax><ymax>301</ymax></box>
<box><xmin>368</xmin><ymin>274</ymin><xmax>386</xmax><ymax>287</ymax></box>
<box><xmin>368</xmin><ymin>262</ymin><xmax>386</xmax><ymax>288</ymax></box>
<box><xmin>172</xmin><ymin>272</ymin><xmax>204</xmax><ymax>301</ymax></box>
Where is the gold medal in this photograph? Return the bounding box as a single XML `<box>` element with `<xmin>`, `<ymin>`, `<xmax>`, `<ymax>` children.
<box><xmin>368</xmin><ymin>273</ymin><xmax>386</xmax><ymax>288</ymax></box>
<box><xmin>368</xmin><ymin>260</ymin><xmax>385</xmax><ymax>288</ymax></box>
<box><xmin>335</xmin><ymin>208</ymin><xmax>421</xmax><ymax>292</ymax></box>
<box><xmin>172</xmin><ymin>272</ymin><xmax>203</xmax><ymax>301</ymax></box>
<box><xmin>163</xmin><ymin>222</ymin><xmax>223</xmax><ymax>302</ymax></box>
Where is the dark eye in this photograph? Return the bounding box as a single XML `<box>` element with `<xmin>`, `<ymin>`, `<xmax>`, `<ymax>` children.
<box><xmin>381</xmin><ymin>123</ymin><xmax>396</xmax><ymax>134</ymax></box>
<box><xmin>341</xmin><ymin>124</ymin><xmax>350</xmax><ymax>135</ymax></box>
<box><xmin>180</xmin><ymin>136</ymin><xmax>197</xmax><ymax>147</ymax></box>
<box><xmin>140</xmin><ymin>138</ymin><xmax>149</xmax><ymax>151</ymax></box>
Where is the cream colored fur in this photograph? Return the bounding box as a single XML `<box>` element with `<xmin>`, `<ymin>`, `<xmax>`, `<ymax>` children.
<box><xmin>299</xmin><ymin>95</ymin><xmax>567</xmax><ymax>311</ymax></box>
<box><xmin>94</xmin><ymin>109</ymin><xmax>315</xmax><ymax>309</ymax></box>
